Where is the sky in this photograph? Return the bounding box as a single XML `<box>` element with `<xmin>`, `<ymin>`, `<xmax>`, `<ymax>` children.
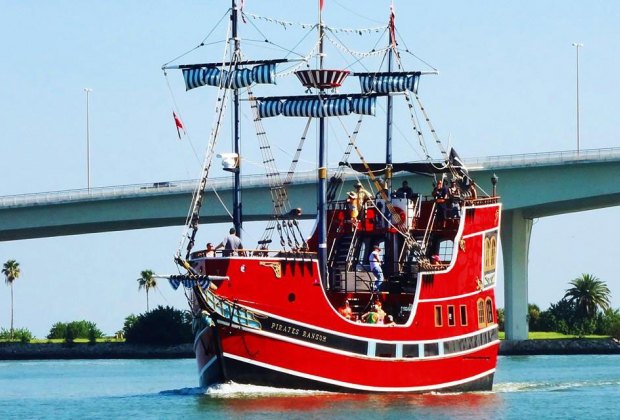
<box><xmin>1</xmin><ymin>0</ymin><xmax>619</xmax><ymax>338</ymax></box>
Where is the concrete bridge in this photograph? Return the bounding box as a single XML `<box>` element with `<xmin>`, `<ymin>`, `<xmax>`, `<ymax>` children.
<box><xmin>2</xmin><ymin>147</ymin><xmax>620</xmax><ymax>340</ymax></box>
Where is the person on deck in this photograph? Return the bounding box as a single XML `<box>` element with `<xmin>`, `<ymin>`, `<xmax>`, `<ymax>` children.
<box><xmin>338</xmin><ymin>299</ymin><xmax>353</xmax><ymax>320</ymax></box>
<box><xmin>354</xmin><ymin>181</ymin><xmax>371</xmax><ymax>217</ymax></box>
<box><xmin>369</xmin><ymin>245</ymin><xmax>384</xmax><ymax>292</ymax></box>
<box><xmin>383</xmin><ymin>315</ymin><xmax>396</xmax><ymax>326</ymax></box>
<box><xmin>432</xmin><ymin>179</ymin><xmax>449</xmax><ymax>223</ymax></box>
<box><xmin>215</xmin><ymin>227</ymin><xmax>244</xmax><ymax>257</ymax></box>
<box><xmin>448</xmin><ymin>179</ymin><xmax>462</xmax><ymax>218</ymax></box>
<box><xmin>374</xmin><ymin>299</ymin><xmax>386</xmax><ymax>323</ymax></box>
<box><xmin>346</xmin><ymin>191</ymin><xmax>359</xmax><ymax>225</ymax></box>
<box><xmin>362</xmin><ymin>305</ymin><xmax>380</xmax><ymax>324</ymax></box>
<box><xmin>205</xmin><ymin>242</ymin><xmax>215</xmax><ymax>257</ymax></box>
<box><xmin>395</xmin><ymin>180</ymin><xmax>415</xmax><ymax>200</ymax></box>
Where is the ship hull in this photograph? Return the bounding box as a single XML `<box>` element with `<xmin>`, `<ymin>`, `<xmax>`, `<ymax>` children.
<box><xmin>194</xmin><ymin>309</ymin><xmax>499</xmax><ymax>392</ymax></box>
<box><xmin>191</xmin><ymin>201</ymin><xmax>502</xmax><ymax>393</ymax></box>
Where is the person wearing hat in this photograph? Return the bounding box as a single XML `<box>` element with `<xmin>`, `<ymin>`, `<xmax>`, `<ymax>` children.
<box><xmin>346</xmin><ymin>191</ymin><xmax>359</xmax><ymax>225</ymax></box>
<box><xmin>369</xmin><ymin>244</ymin><xmax>384</xmax><ymax>292</ymax></box>
<box><xmin>354</xmin><ymin>181</ymin><xmax>371</xmax><ymax>206</ymax></box>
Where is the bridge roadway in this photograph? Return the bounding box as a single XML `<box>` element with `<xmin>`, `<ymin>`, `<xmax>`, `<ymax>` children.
<box><xmin>2</xmin><ymin>147</ymin><xmax>620</xmax><ymax>340</ymax></box>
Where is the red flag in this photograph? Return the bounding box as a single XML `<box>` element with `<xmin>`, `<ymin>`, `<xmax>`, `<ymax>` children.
<box><xmin>173</xmin><ymin>111</ymin><xmax>184</xmax><ymax>140</ymax></box>
<box><xmin>320</xmin><ymin>0</ymin><xmax>324</xmax><ymax>11</ymax></box>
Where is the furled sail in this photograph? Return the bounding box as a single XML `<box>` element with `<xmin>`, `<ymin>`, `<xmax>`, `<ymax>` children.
<box><xmin>257</xmin><ymin>95</ymin><xmax>377</xmax><ymax>119</ymax></box>
<box><xmin>183</xmin><ymin>62</ymin><xmax>277</xmax><ymax>91</ymax></box>
<box><xmin>356</xmin><ymin>72</ymin><xmax>421</xmax><ymax>94</ymax></box>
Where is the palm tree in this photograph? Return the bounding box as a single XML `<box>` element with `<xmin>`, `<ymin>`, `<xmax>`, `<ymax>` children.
<box><xmin>2</xmin><ymin>259</ymin><xmax>21</xmax><ymax>340</ymax></box>
<box><xmin>564</xmin><ymin>273</ymin><xmax>611</xmax><ymax>319</ymax></box>
<box><xmin>137</xmin><ymin>269</ymin><xmax>157</xmax><ymax>312</ymax></box>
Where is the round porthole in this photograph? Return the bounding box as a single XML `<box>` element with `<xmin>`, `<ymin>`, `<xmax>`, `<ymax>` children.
<box><xmin>240</xmin><ymin>265</ymin><xmax>246</xmax><ymax>272</ymax></box>
<box><xmin>288</xmin><ymin>293</ymin><xmax>296</xmax><ymax>302</ymax></box>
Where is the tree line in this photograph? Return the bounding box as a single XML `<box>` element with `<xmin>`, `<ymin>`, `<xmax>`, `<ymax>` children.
<box><xmin>498</xmin><ymin>274</ymin><xmax>620</xmax><ymax>338</ymax></box>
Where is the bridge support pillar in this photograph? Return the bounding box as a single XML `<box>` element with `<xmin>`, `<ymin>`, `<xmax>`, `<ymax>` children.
<box><xmin>501</xmin><ymin>209</ymin><xmax>532</xmax><ymax>341</ymax></box>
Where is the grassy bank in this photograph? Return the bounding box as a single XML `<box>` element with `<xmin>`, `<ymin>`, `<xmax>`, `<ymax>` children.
<box><xmin>498</xmin><ymin>332</ymin><xmax>609</xmax><ymax>340</ymax></box>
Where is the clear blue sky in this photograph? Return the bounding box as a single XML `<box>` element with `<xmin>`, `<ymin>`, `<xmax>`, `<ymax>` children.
<box><xmin>1</xmin><ymin>1</ymin><xmax>619</xmax><ymax>338</ymax></box>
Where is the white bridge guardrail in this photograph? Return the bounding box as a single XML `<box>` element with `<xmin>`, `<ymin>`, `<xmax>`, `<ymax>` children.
<box><xmin>2</xmin><ymin>148</ymin><xmax>620</xmax><ymax>209</ymax></box>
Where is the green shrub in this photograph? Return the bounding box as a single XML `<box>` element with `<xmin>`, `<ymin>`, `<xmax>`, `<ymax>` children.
<box><xmin>0</xmin><ymin>327</ymin><xmax>34</xmax><ymax>342</ymax></box>
<box><xmin>48</xmin><ymin>321</ymin><xmax>103</xmax><ymax>340</ymax></box>
<box><xmin>123</xmin><ymin>306</ymin><xmax>192</xmax><ymax>345</ymax></box>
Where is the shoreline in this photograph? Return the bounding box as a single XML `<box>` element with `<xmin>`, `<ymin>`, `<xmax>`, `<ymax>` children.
<box><xmin>1</xmin><ymin>338</ymin><xmax>619</xmax><ymax>360</ymax></box>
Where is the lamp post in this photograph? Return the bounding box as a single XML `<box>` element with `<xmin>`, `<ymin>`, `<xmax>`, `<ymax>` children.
<box><xmin>572</xmin><ymin>43</ymin><xmax>583</xmax><ymax>155</ymax></box>
<box><xmin>84</xmin><ymin>88</ymin><xmax>92</xmax><ymax>191</ymax></box>
<box><xmin>491</xmin><ymin>173</ymin><xmax>498</xmax><ymax>197</ymax></box>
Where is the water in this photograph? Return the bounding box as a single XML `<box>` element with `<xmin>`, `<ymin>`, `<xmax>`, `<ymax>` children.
<box><xmin>1</xmin><ymin>355</ymin><xmax>618</xmax><ymax>419</ymax></box>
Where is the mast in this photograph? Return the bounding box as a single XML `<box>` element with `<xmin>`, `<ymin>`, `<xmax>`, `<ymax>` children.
<box><xmin>385</xmin><ymin>5</ymin><xmax>396</xmax><ymax>191</ymax></box>
<box><xmin>232</xmin><ymin>0</ymin><xmax>242</xmax><ymax>237</ymax></box>
<box><xmin>317</xmin><ymin>1</ymin><xmax>328</xmax><ymax>284</ymax></box>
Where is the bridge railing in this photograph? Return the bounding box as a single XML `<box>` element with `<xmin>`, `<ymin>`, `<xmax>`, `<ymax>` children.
<box><xmin>464</xmin><ymin>147</ymin><xmax>620</xmax><ymax>170</ymax></box>
<box><xmin>3</xmin><ymin>148</ymin><xmax>620</xmax><ymax>208</ymax></box>
<box><xmin>0</xmin><ymin>170</ymin><xmax>320</xmax><ymax>209</ymax></box>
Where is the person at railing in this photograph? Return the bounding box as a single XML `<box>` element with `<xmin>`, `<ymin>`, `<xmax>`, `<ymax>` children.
<box><xmin>354</xmin><ymin>181</ymin><xmax>371</xmax><ymax>218</ymax></box>
<box><xmin>205</xmin><ymin>242</ymin><xmax>215</xmax><ymax>257</ymax></box>
<box><xmin>346</xmin><ymin>191</ymin><xmax>359</xmax><ymax>225</ymax></box>
<box><xmin>369</xmin><ymin>245</ymin><xmax>384</xmax><ymax>292</ymax></box>
<box><xmin>395</xmin><ymin>180</ymin><xmax>415</xmax><ymax>200</ymax></box>
<box><xmin>469</xmin><ymin>180</ymin><xmax>478</xmax><ymax>200</ymax></box>
<box><xmin>215</xmin><ymin>227</ymin><xmax>244</xmax><ymax>257</ymax></box>
<box><xmin>432</xmin><ymin>179</ymin><xmax>449</xmax><ymax>225</ymax></box>
<box><xmin>448</xmin><ymin>179</ymin><xmax>462</xmax><ymax>219</ymax></box>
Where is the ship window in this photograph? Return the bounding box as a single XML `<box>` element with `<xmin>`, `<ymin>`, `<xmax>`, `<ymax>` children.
<box><xmin>485</xmin><ymin>298</ymin><xmax>494</xmax><ymax>324</ymax></box>
<box><xmin>403</xmin><ymin>344</ymin><xmax>419</xmax><ymax>358</ymax></box>
<box><xmin>376</xmin><ymin>343</ymin><xmax>396</xmax><ymax>358</ymax></box>
<box><xmin>434</xmin><ymin>305</ymin><xmax>443</xmax><ymax>327</ymax></box>
<box><xmin>460</xmin><ymin>305</ymin><xmax>468</xmax><ymax>326</ymax></box>
<box><xmin>447</xmin><ymin>305</ymin><xmax>455</xmax><ymax>326</ymax></box>
<box><xmin>438</xmin><ymin>240</ymin><xmax>454</xmax><ymax>262</ymax></box>
<box><xmin>477</xmin><ymin>299</ymin><xmax>485</xmax><ymax>328</ymax></box>
<box><xmin>424</xmin><ymin>342</ymin><xmax>439</xmax><ymax>357</ymax></box>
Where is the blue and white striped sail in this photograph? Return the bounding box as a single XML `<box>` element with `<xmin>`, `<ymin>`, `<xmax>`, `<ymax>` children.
<box><xmin>358</xmin><ymin>73</ymin><xmax>420</xmax><ymax>94</ymax></box>
<box><xmin>168</xmin><ymin>277</ymin><xmax>211</xmax><ymax>290</ymax></box>
<box><xmin>183</xmin><ymin>63</ymin><xmax>276</xmax><ymax>91</ymax></box>
<box><xmin>258</xmin><ymin>96</ymin><xmax>376</xmax><ymax>119</ymax></box>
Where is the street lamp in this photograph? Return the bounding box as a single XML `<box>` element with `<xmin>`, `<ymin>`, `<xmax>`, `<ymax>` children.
<box><xmin>84</xmin><ymin>88</ymin><xmax>92</xmax><ymax>191</ymax></box>
<box><xmin>572</xmin><ymin>43</ymin><xmax>583</xmax><ymax>154</ymax></box>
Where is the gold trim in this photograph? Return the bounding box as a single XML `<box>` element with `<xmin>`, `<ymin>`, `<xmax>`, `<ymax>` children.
<box><xmin>459</xmin><ymin>239</ymin><xmax>466</xmax><ymax>252</ymax></box>
<box><xmin>259</xmin><ymin>261</ymin><xmax>282</xmax><ymax>278</ymax></box>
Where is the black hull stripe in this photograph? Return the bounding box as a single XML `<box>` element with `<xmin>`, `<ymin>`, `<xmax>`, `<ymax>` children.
<box><xmin>215</xmin><ymin>312</ymin><xmax>499</xmax><ymax>360</ymax></box>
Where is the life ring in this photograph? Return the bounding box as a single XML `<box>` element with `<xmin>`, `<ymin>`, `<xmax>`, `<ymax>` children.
<box><xmin>393</xmin><ymin>207</ymin><xmax>406</xmax><ymax>226</ymax></box>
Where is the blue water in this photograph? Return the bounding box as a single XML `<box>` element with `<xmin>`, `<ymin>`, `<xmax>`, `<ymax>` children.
<box><xmin>1</xmin><ymin>356</ymin><xmax>618</xmax><ymax>419</ymax></box>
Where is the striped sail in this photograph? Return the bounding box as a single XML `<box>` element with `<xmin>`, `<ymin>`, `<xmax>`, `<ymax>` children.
<box><xmin>258</xmin><ymin>96</ymin><xmax>375</xmax><ymax>119</ymax></box>
<box><xmin>183</xmin><ymin>63</ymin><xmax>277</xmax><ymax>91</ymax></box>
<box><xmin>359</xmin><ymin>74</ymin><xmax>420</xmax><ymax>94</ymax></box>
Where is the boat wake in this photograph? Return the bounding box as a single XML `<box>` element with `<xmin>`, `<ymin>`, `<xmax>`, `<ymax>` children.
<box><xmin>203</xmin><ymin>382</ymin><xmax>333</xmax><ymax>398</ymax></box>
<box><xmin>494</xmin><ymin>379</ymin><xmax>620</xmax><ymax>393</ymax></box>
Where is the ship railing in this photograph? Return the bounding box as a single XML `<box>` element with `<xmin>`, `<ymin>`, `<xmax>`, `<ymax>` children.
<box><xmin>191</xmin><ymin>248</ymin><xmax>316</xmax><ymax>259</ymax></box>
